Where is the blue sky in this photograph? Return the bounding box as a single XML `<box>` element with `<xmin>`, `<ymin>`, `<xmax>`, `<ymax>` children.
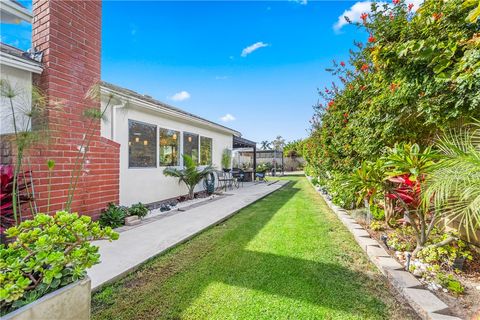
<box><xmin>2</xmin><ymin>1</ymin><xmax>388</xmax><ymax>143</ymax></box>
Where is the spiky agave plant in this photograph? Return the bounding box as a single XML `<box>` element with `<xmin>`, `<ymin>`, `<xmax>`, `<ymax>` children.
<box><xmin>424</xmin><ymin>120</ymin><xmax>480</xmax><ymax>241</ymax></box>
<box><xmin>163</xmin><ymin>154</ymin><xmax>214</xmax><ymax>200</ymax></box>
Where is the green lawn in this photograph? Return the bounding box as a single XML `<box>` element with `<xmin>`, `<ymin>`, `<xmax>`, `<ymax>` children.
<box><xmin>92</xmin><ymin>177</ymin><xmax>416</xmax><ymax>320</ymax></box>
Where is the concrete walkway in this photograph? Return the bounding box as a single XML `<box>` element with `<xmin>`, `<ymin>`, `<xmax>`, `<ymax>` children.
<box><xmin>87</xmin><ymin>181</ymin><xmax>288</xmax><ymax>291</ymax></box>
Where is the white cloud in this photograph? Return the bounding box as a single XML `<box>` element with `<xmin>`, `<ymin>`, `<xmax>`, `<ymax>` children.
<box><xmin>333</xmin><ymin>1</ymin><xmax>378</xmax><ymax>32</ymax></box>
<box><xmin>241</xmin><ymin>42</ymin><xmax>269</xmax><ymax>57</ymax></box>
<box><xmin>333</xmin><ymin>0</ymin><xmax>423</xmax><ymax>32</ymax></box>
<box><xmin>220</xmin><ymin>114</ymin><xmax>236</xmax><ymax>122</ymax></box>
<box><xmin>169</xmin><ymin>91</ymin><xmax>190</xmax><ymax>101</ymax></box>
<box><xmin>290</xmin><ymin>0</ymin><xmax>307</xmax><ymax>5</ymax></box>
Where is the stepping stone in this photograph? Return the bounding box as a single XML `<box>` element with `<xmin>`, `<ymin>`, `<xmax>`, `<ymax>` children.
<box><xmin>404</xmin><ymin>288</ymin><xmax>449</xmax><ymax>314</ymax></box>
<box><xmin>351</xmin><ymin>228</ymin><xmax>370</xmax><ymax>238</ymax></box>
<box><xmin>356</xmin><ymin>237</ymin><xmax>381</xmax><ymax>250</ymax></box>
<box><xmin>373</xmin><ymin>256</ymin><xmax>403</xmax><ymax>273</ymax></box>
<box><xmin>366</xmin><ymin>245</ymin><xmax>390</xmax><ymax>259</ymax></box>
<box><xmin>386</xmin><ymin>269</ymin><xmax>421</xmax><ymax>289</ymax></box>
<box><xmin>428</xmin><ymin>312</ymin><xmax>462</xmax><ymax>320</ymax></box>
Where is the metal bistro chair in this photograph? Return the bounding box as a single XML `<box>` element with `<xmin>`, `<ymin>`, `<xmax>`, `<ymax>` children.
<box><xmin>255</xmin><ymin>171</ymin><xmax>268</xmax><ymax>183</ymax></box>
<box><xmin>216</xmin><ymin>170</ymin><xmax>234</xmax><ymax>191</ymax></box>
<box><xmin>232</xmin><ymin>168</ymin><xmax>245</xmax><ymax>188</ymax></box>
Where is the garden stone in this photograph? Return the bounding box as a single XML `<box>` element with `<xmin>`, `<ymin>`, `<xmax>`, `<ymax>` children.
<box><xmin>403</xmin><ymin>288</ymin><xmax>449</xmax><ymax>314</ymax></box>
<box><xmin>386</xmin><ymin>269</ymin><xmax>421</xmax><ymax>289</ymax></box>
<box><xmin>125</xmin><ymin>216</ymin><xmax>140</xmax><ymax>226</ymax></box>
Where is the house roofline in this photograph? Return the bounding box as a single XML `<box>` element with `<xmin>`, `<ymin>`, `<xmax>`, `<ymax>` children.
<box><xmin>100</xmin><ymin>81</ymin><xmax>242</xmax><ymax>137</ymax></box>
<box><xmin>0</xmin><ymin>0</ymin><xmax>32</xmax><ymax>24</ymax></box>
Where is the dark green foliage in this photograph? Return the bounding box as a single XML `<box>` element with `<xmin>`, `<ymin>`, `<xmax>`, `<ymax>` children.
<box><xmin>129</xmin><ymin>203</ymin><xmax>149</xmax><ymax>219</ymax></box>
<box><xmin>99</xmin><ymin>203</ymin><xmax>128</xmax><ymax>228</ymax></box>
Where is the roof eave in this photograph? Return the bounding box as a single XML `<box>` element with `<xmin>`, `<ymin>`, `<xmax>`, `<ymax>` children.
<box><xmin>0</xmin><ymin>51</ymin><xmax>42</xmax><ymax>74</ymax></box>
<box><xmin>100</xmin><ymin>85</ymin><xmax>242</xmax><ymax>137</ymax></box>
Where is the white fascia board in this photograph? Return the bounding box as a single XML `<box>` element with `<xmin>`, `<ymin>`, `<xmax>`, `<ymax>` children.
<box><xmin>101</xmin><ymin>86</ymin><xmax>242</xmax><ymax>137</ymax></box>
<box><xmin>0</xmin><ymin>0</ymin><xmax>32</xmax><ymax>24</ymax></box>
<box><xmin>0</xmin><ymin>51</ymin><xmax>42</xmax><ymax>74</ymax></box>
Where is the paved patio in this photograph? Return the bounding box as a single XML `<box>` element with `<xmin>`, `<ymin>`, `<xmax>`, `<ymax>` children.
<box><xmin>88</xmin><ymin>180</ymin><xmax>288</xmax><ymax>291</ymax></box>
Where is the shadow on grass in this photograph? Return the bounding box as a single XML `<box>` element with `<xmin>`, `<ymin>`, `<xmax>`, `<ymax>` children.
<box><xmin>93</xmin><ymin>179</ymin><xmax>387</xmax><ymax>319</ymax></box>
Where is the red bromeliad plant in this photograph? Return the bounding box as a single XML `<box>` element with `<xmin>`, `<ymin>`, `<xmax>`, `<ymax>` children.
<box><xmin>0</xmin><ymin>165</ymin><xmax>32</xmax><ymax>236</ymax></box>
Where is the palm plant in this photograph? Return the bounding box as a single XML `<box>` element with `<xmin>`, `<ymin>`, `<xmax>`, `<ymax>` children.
<box><xmin>260</xmin><ymin>141</ymin><xmax>271</xmax><ymax>150</ymax></box>
<box><xmin>163</xmin><ymin>155</ymin><xmax>214</xmax><ymax>200</ymax></box>
<box><xmin>424</xmin><ymin>120</ymin><xmax>480</xmax><ymax>241</ymax></box>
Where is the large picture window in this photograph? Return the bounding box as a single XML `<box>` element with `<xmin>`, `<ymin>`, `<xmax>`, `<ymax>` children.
<box><xmin>159</xmin><ymin>128</ymin><xmax>180</xmax><ymax>166</ymax></box>
<box><xmin>183</xmin><ymin>132</ymin><xmax>199</xmax><ymax>163</ymax></box>
<box><xmin>200</xmin><ymin>137</ymin><xmax>212</xmax><ymax>165</ymax></box>
<box><xmin>129</xmin><ymin>120</ymin><xmax>157</xmax><ymax>167</ymax></box>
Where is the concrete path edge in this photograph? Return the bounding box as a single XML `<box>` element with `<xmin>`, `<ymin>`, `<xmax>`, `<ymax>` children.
<box><xmin>306</xmin><ymin>176</ymin><xmax>462</xmax><ymax>320</ymax></box>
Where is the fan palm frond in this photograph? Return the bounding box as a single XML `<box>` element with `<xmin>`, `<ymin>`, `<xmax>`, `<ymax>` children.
<box><xmin>425</xmin><ymin>120</ymin><xmax>480</xmax><ymax>240</ymax></box>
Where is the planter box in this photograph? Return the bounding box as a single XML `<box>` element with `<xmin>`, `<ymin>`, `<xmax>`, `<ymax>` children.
<box><xmin>4</xmin><ymin>277</ymin><xmax>91</xmax><ymax>320</ymax></box>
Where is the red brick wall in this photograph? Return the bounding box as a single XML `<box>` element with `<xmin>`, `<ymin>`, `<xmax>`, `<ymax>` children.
<box><xmin>30</xmin><ymin>0</ymin><xmax>120</xmax><ymax>219</ymax></box>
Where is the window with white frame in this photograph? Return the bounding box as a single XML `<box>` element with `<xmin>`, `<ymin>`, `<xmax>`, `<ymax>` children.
<box><xmin>159</xmin><ymin>128</ymin><xmax>180</xmax><ymax>166</ymax></box>
<box><xmin>128</xmin><ymin>120</ymin><xmax>157</xmax><ymax>167</ymax></box>
<box><xmin>183</xmin><ymin>132</ymin><xmax>199</xmax><ymax>163</ymax></box>
<box><xmin>200</xmin><ymin>136</ymin><xmax>212</xmax><ymax>165</ymax></box>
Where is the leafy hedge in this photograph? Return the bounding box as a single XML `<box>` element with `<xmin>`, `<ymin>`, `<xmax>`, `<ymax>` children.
<box><xmin>305</xmin><ymin>0</ymin><xmax>480</xmax><ymax>177</ymax></box>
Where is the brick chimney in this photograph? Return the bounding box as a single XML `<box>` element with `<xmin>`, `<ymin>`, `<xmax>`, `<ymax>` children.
<box><xmin>31</xmin><ymin>0</ymin><xmax>119</xmax><ymax>218</ymax></box>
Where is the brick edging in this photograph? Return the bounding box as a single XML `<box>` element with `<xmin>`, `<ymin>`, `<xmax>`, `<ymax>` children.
<box><xmin>306</xmin><ymin>176</ymin><xmax>463</xmax><ymax>320</ymax></box>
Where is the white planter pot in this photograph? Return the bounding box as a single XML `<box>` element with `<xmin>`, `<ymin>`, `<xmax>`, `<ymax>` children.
<box><xmin>4</xmin><ymin>277</ymin><xmax>91</xmax><ymax>320</ymax></box>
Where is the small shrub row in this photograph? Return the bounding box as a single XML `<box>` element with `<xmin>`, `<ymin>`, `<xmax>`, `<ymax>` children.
<box><xmin>98</xmin><ymin>202</ymin><xmax>149</xmax><ymax>228</ymax></box>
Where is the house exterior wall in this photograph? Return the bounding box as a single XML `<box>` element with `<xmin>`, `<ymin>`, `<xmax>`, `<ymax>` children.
<box><xmin>100</xmin><ymin>97</ymin><xmax>233</xmax><ymax>206</ymax></box>
<box><xmin>0</xmin><ymin>65</ymin><xmax>32</xmax><ymax>135</ymax></box>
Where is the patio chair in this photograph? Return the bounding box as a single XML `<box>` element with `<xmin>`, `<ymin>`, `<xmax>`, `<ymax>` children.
<box><xmin>216</xmin><ymin>170</ymin><xmax>234</xmax><ymax>191</ymax></box>
<box><xmin>255</xmin><ymin>171</ymin><xmax>268</xmax><ymax>183</ymax></box>
<box><xmin>232</xmin><ymin>169</ymin><xmax>245</xmax><ymax>188</ymax></box>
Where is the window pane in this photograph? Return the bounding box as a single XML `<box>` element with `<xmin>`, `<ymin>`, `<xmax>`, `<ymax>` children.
<box><xmin>159</xmin><ymin>128</ymin><xmax>180</xmax><ymax>166</ymax></box>
<box><xmin>183</xmin><ymin>132</ymin><xmax>199</xmax><ymax>163</ymax></box>
<box><xmin>129</xmin><ymin>120</ymin><xmax>157</xmax><ymax>167</ymax></box>
<box><xmin>200</xmin><ymin>137</ymin><xmax>212</xmax><ymax>165</ymax></box>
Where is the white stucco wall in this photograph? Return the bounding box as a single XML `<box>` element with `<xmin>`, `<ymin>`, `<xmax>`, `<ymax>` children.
<box><xmin>0</xmin><ymin>64</ymin><xmax>33</xmax><ymax>134</ymax></box>
<box><xmin>100</xmin><ymin>93</ymin><xmax>234</xmax><ymax>206</ymax></box>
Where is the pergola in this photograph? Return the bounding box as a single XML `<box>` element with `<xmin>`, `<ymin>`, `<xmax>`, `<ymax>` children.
<box><xmin>232</xmin><ymin>136</ymin><xmax>257</xmax><ymax>180</ymax></box>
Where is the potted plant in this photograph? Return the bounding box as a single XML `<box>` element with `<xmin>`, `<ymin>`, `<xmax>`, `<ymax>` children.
<box><xmin>0</xmin><ymin>211</ymin><xmax>118</xmax><ymax>319</ymax></box>
<box><xmin>125</xmin><ymin>202</ymin><xmax>149</xmax><ymax>226</ymax></box>
<box><xmin>163</xmin><ymin>154</ymin><xmax>214</xmax><ymax>200</ymax></box>
<box><xmin>221</xmin><ymin>148</ymin><xmax>232</xmax><ymax>172</ymax></box>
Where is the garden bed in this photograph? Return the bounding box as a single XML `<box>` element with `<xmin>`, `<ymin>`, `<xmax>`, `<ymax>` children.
<box><xmin>349</xmin><ymin>209</ymin><xmax>480</xmax><ymax>320</ymax></box>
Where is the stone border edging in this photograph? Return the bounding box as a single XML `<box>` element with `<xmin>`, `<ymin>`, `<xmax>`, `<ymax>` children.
<box><xmin>306</xmin><ymin>177</ymin><xmax>462</xmax><ymax>320</ymax></box>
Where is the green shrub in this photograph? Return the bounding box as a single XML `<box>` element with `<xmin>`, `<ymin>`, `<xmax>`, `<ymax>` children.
<box><xmin>99</xmin><ymin>203</ymin><xmax>127</xmax><ymax>228</ymax></box>
<box><xmin>436</xmin><ymin>273</ymin><xmax>464</xmax><ymax>295</ymax></box>
<box><xmin>370</xmin><ymin>221</ymin><xmax>385</xmax><ymax>231</ymax></box>
<box><xmin>370</xmin><ymin>205</ymin><xmax>385</xmax><ymax>221</ymax></box>
<box><xmin>310</xmin><ymin>177</ymin><xmax>319</xmax><ymax>186</ymax></box>
<box><xmin>418</xmin><ymin>233</ymin><xmax>473</xmax><ymax>270</ymax></box>
<box><xmin>129</xmin><ymin>202</ymin><xmax>149</xmax><ymax>219</ymax></box>
<box><xmin>387</xmin><ymin>226</ymin><xmax>417</xmax><ymax>251</ymax></box>
<box><xmin>0</xmin><ymin>211</ymin><xmax>118</xmax><ymax>314</ymax></box>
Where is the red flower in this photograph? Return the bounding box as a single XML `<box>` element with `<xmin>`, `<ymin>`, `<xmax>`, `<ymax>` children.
<box><xmin>327</xmin><ymin>101</ymin><xmax>335</xmax><ymax>109</ymax></box>
<box><xmin>408</xmin><ymin>3</ymin><xmax>414</xmax><ymax>11</ymax></box>
<box><xmin>360</xmin><ymin>12</ymin><xmax>368</xmax><ymax>22</ymax></box>
<box><xmin>343</xmin><ymin>119</ymin><xmax>348</xmax><ymax>124</ymax></box>
<box><xmin>360</xmin><ymin>64</ymin><xmax>369</xmax><ymax>72</ymax></box>
<box><xmin>432</xmin><ymin>12</ymin><xmax>442</xmax><ymax>21</ymax></box>
<box><xmin>360</xmin><ymin>85</ymin><xmax>367</xmax><ymax>91</ymax></box>
<box><xmin>340</xmin><ymin>61</ymin><xmax>346</xmax><ymax>67</ymax></box>
<box><xmin>368</xmin><ymin>35</ymin><xmax>376</xmax><ymax>43</ymax></box>
<box><xmin>390</xmin><ymin>83</ymin><xmax>399</xmax><ymax>92</ymax></box>
<box><xmin>325</xmin><ymin>88</ymin><xmax>330</xmax><ymax>93</ymax></box>
<box><xmin>392</xmin><ymin>0</ymin><xmax>399</xmax><ymax>4</ymax></box>
<box><xmin>343</xmin><ymin>112</ymin><xmax>349</xmax><ymax>118</ymax></box>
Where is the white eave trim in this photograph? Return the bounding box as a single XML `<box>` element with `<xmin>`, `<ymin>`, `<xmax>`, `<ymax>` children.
<box><xmin>101</xmin><ymin>86</ymin><xmax>242</xmax><ymax>137</ymax></box>
<box><xmin>0</xmin><ymin>51</ymin><xmax>42</xmax><ymax>74</ymax></box>
<box><xmin>1</xmin><ymin>0</ymin><xmax>32</xmax><ymax>23</ymax></box>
